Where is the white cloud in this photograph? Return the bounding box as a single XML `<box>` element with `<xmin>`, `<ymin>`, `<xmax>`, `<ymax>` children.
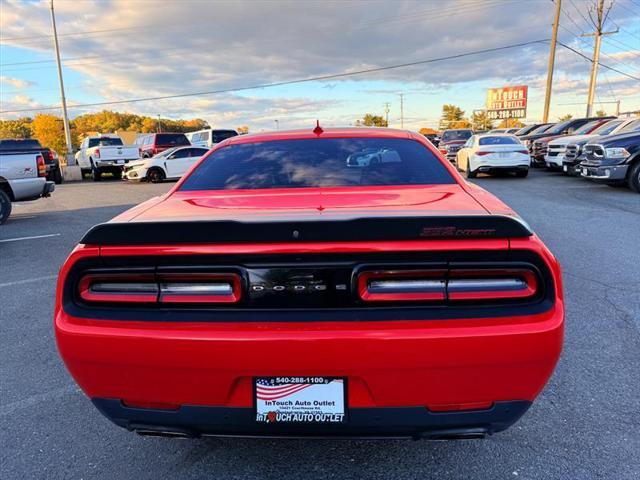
<box><xmin>0</xmin><ymin>76</ymin><xmax>35</xmax><ymax>89</ymax></box>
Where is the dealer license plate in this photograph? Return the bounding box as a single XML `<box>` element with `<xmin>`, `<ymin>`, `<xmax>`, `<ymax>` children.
<box><xmin>255</xmin><ymin>377</ymin><xmax>346</xmax><ymax>423</ymax></box>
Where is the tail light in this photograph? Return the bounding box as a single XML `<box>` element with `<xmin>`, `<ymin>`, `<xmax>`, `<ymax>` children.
<box><xmin>36</xmin><ymin>155</ymin><xmax>46</xmax><ymax>177</ymax></box>
<box><xmin>358</xmin><ymin>268</ymin><xmax>538</xmax><ymax>303</ymax></box>
<box><xmin>476</xmin><ymin>151</ymin><xmax>494</xmax><ymax>156</ymax></box>
<box><xmin>78</xmin><ymin>272</ymin><xmax>242</xmax><ymax>304</ymax></box>
<box><xmin>94</xmin><ymin>148</ymin><xmax>100</xmax><ymax>158</ymax></box>
<box><xmin>517</xmin><ymin>150</ymin><xmax>530</xmax><ymax>155</ymax></box>
<box><xmin>439</xmin><ymin>148</ymin><xmax>447</xmax><ymax>154</ymax></box>
<box><xmin>138</xmin><ymin>148</ymin><xmax>142</xmax><ymax>157</ymax></box>
<box><xmin>48</xmin><ymin>151</ymin><xmax>55</xmax><ymax>161</ymax></box>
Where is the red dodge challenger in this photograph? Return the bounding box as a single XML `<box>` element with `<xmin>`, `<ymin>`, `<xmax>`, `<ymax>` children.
<box><xmin>55</xmin><ymin>126</ymin><xmax>563</xmax><ymax>439</ymax></box>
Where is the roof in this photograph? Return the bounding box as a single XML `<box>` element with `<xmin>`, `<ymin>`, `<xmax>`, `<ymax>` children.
<box><xmin>475</xmin><ymin>133</ymin><xmax>518</xmax><ymax>138</ymax></box>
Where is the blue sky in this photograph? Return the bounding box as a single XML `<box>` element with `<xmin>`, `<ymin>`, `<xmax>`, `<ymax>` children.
<box><xmin>1</xmin><ymin>0</ymin><xmax>638</xmax><ymax>130</ymax></box>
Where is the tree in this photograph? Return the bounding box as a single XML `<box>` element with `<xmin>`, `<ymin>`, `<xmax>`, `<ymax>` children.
<box><xmin>31</xmin><ymin>114</ymin><xmax>77</xmax><ymax>155</ymax></box>
<box><xmin>419</xmin><ymin>127</ymin><xmax>438</xmax><ymax>135</ymax></box>
<box><xmin>237</xmin><ymin>125</ymin><xmax>249</xmax><ymax>134</ymax></box>
<box><xmin>357</xmin><ymin>114</ymin><xmax>388</xmax><ymax>127</ymax></box>
<box><xmin>440</xmin><ymin>104</ymin><xmax>465</xmax><ymax>129</ymax></box>
<box><xmin>471</xmin><ymin>111</ymin><xmax>493</xmax><ymax>131</ymax></box>
<box><xmin>449</xmin><ymin>120</ymin><xmax>472</xmax><ymax>129</ymax></box>
<box><xmin>558</xmin><ymin>114</ymin><xmax>573</xmax><ymax>121</ymax></box>
<box><xmin>497</xmin><ymin>118</ymin><xmax>524</xmax><ymax>128</ymax></box>
<box><xmin>0</xmin><ymin>118</ymin><xmax>32</xmax><ymax>138</ymax></box>
<box><xmin>595</xmin><ymin>109</ymin><xmax>607</xmax><ymax>117</ymax></box>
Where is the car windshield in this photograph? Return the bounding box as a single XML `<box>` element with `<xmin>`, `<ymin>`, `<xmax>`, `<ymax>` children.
<box><xmin>593</xmin><ymin>120</ymin><xmax>623</xmax><ymax>135</ymax></box>
<box><xmin>546</xmin><ymin>120</ymin><xmax>575</xmax><ymax>134</ymax></box>
<box><xmin>573</xmin><ymin>121</ymin><xmax>601</xmax><ymax>135</ymax></box>
<box><xmin>180</xmin><ymin>138</ymin><xmax>455</xmax><ymax>191</ymax></box>
<box><xmin>441</xmin><ymin>130</ymin><xmax>473</xmax><ymax>142</ymax></box>
<box><xmin>212</xmin><ymin>131</ymin><xmax>238</xmax><ymax>143</ymax></box>
<box><xmin>156</xmin><ymin>133</ymin><xmax>189</xmax><ymax>146</ymax></box>
<box><xmin>478</xmin><ymin>136</ymin><xmax>520</xmax><ymax>145</ymax></box>
<box><xmin>619</xmin><ymin>119</ymin><xmax>640</xmax><ymax>133</ymax></box>
<box><xmin>530</xmin><ymin>124</ymin><xmax>554</xmax><ymax>135</ymax></box>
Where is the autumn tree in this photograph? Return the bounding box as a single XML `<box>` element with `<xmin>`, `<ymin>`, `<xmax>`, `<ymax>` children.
<box><xmin>31</xmin><ymin>114</ymin><xmax>77</xmax><ymax>155</ymax></box>
<box><xmin>497</xmin><ymin>118</ymin><xmax>524</xmax><ymax>128</ymax></box>
<box><xmin>0</xmin><ymin>118</ymin><xmax>32</xmax><ymax>138</ymax></box>
<box><xmin>595</xmin><ymin>109</ymin><xmax>607</xmax><ymax>117</ymax></box>
<box><xmin>449</xmin><ymin>120</ymin><xmax>472</xmax><ymax>129</ymax></box>
<box><xmin>357</xmin><ymin>114</ymin><xmax>388</xmax><ymax>127</ymax></box>
<box><xmin>471</xmin><ymin>111</ymin><xmax>493</xmax><ymax>131</ymax></box>
<box><xmin>558</xmin><ymin>114</ymin><xmax>573</xmax><ymax>121</ymax></box>
<box><xmin>418</xmin><ymin>127</ymin><xmax>438</xmax><ymax>135</ymax></box>
<box><xmin>440</xmin><ymin>104</ymin><xmax>465</xmax><ymax>129</ymax></box>
<box><xmin>237</xmin><ymin>125</ymin><xmax>249</xmax><ymax>134</ymax></box>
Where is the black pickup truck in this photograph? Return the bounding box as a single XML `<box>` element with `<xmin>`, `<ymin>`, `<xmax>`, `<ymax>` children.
<box><xmin>580</xmin><ymin>131</ymin><xmax>640</xmax><ymax>193</ymax></box>
<box><xmin>0</xmin><ymin>139</ymin><xmax>63</xmax><ymax>184</ymax></box>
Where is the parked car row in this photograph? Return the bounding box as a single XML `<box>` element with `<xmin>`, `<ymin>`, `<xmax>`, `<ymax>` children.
<box><xmin>426</xmin><ymin>116</ymin><xmax>640</xmax><ymax>193</ymax></box>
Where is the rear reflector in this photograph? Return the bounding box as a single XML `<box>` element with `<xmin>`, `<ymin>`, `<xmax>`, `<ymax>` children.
<box><xmin>358</xmin><ymin>268</ymin><xmax>537</xmax><ymax>303</ymax></box>
<box><xmin>78</xmin><ymin>272</ymin><xmax>242</xmax><ymax>304</ymax></box>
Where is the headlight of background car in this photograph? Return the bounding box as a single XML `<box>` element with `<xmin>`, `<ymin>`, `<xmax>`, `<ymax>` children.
<box><xmin>604</xmin><ymin>147</ymin><xmax>630</xmax><ymax>159</ymax></box>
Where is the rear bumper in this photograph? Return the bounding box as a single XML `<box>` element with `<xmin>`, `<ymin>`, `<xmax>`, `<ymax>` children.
<box><xmin>92</xmin><ymin>397</ymin><xmax>531</xmax><ymax>439</ymax></box>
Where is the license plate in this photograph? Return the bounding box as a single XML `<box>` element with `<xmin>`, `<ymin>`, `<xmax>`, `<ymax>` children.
<box><xmin>563</xmin><ymin>165</ymin><xmax>568</xmax><ymax>172</ymax></box>
<box><xmin>116</xmin><ymin>159</ymin><xmax>125</xmax><ymax>164</ymax></box>
<box><xmin>255</xmin><ymin>377</ymin><xmax>346</xmax><ymax>423</ymax></box>
<box><xmin>582</xmin><ymin>168</ymin><xmax>588</xmax><ymax>175</ymax></box>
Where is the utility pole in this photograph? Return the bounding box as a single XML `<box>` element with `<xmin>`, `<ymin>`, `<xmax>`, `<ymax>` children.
<box><xmin>543</xmin><ymin>0</ymin><xmax>562</xmax><ymax>123</ymax></box>
<box><xmin>383</xmin><ymin>102</ymin><xmax>390</xmax><ymax>127</ymax></box>
<box><xmin>49</xmin><ymin>0</ymin><xmax>74</xmax><ymax>166</ymax></box>
<box><xmin>398</xmin><ymin>93</ymin><xmax>404</xmax><ymax>129</ymax></box>
<box><xmin>583</xmin><ymin>0</ymin><xmax>618</xmax><ymax>117</ymax></box>
<box><xmin>157</xmin><ymin>114</ymin><xmax>161</xmax><ymax>133</ymax></box>
<box><xmin>274</xmin><ymin>119</ymin><xmax>279</xmax><ymax>130</ymax></box>
<box><xmin>615</xmin><ymin>99</ymin><xmax>620</xmax><ymax>116</ymax></box>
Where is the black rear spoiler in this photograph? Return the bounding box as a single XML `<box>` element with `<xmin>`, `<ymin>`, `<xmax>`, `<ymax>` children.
<box><xmin>81</xmin><ymin>215</ymin><xmax>532</xmax><ymax>246</ymax></box>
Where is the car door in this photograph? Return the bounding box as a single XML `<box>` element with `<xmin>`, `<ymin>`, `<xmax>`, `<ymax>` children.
<box><xmin>183</xmin><ymin>148</ymin><xmax>209</xmax><ymax>175</ymax></box>
<box><xmin>164</xmin><ymin>148</ymin><xmax>195</xmax><ymax>178</ymax></box>
<box><xmin>458</xmin><ymin>136</ymin><xmax>474</xmax><ymax>171</ymax></box>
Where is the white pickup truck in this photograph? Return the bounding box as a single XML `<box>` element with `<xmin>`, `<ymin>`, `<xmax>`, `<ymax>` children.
<box><xmin>0</xmin><ymin>150</ymin><xmax>55</xmax><ymax>224</ymax></box>
<box><xmin>75</xmin><ymin>134</ymin><xmax>139</xmax><ymax>181</ymax></box>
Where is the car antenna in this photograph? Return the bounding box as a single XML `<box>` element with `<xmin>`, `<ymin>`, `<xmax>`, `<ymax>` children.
<box><xmin>313</xmin><ymin>120</ymin><xmax>323</xmax><ymax>135</ymax></box>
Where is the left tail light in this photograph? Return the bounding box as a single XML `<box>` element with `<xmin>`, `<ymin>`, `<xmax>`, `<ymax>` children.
<box><xmin>94</xmin><ymin>148</ymin><xmax>100</xmax><ymax>158</ymax></box>
<box><xmin>36</xmin><ymin>155</ymin><xmax>46</xmax><ymax>177</ymax></box>
<box><xmin>77</xmin><ymin>272</ymin><xmax>242</xmax><ymax>304</ymax></box>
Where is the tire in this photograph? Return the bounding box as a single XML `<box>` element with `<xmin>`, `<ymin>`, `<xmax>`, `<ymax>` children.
<box><xmin>147</xmin><ymin>168</ymin><xmax>165</xmax><ymax>183</ymax></box>
<box><xmin>0</xmin><ymin>189</ymin><xmax>12</xmax><ymax>225</ymax></box>
<box><xmin>53</xmin><ymin>168</ymin><xmax>63</xmax><ymax>184</ymax></box>
<box><xmin>516</xmin><ymin>168</ymin><xmax>529</xmax><ymax>178</ymax></box>
<box><xmin>90</xmin><ymin>161</ymin><xmax>102</xmax><ymax>182</ymax></box>
<box><xmin>465</xmin><ymin>161</ymin><xmax>477</xmax><ymax>179</ymax></box>
<box><xmin>627</xmin><ymin>161</ymin><xmax>640</xmax><ymax>193</ymax></box>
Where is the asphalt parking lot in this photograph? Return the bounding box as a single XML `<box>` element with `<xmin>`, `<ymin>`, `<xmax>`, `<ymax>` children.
<box><xmin>1</xmin><ymin>170</ymin><xmax>639</xmax><ymax>480</ymax></box>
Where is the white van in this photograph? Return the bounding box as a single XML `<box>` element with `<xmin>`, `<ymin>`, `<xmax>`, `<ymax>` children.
<box><xmin>188</xmin><ymin>129</ymin><xmax>238</xmax><ymax>148</ymax></box>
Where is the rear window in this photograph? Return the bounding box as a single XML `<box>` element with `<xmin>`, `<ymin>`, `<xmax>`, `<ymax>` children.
<box><xmin>0</xmin><ymin>139</ymin><xmax>42</xmax><ymax>149</ymax></box>
<box><xmin>180</xmin><ymin>138</ymin><xmax>455</xmax><ymax>191</ymax></box>
<box><xmin>88</xmin><ymin>137</ymin><xmax>123</xmax><ymax>148</ymax></box>
<box><xmin>212</xmin><ymin>130</ymin><xmax>238</xmax><ymax>143</ymax></box>
<box><xmin>155</xmin><ymin>133</ymin><xmax>189</xmax><ymax>146</ymax></box>
<box><xmin>441</xmin><ymin>130</ymin><xmax>473</xmax><ymax>142</ymax></box>
<box><xmin>479</xmin><ymin>136</ymin><xmax>519</xmax><ymax>145</ymax></box>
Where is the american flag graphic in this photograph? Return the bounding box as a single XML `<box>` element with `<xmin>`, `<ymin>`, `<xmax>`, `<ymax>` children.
<box><xmin>256</xmin><ymin>379</ymin><xmax>312</xmax><ymax>400</ymax></box>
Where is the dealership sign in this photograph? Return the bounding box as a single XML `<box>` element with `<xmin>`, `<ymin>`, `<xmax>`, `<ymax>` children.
<box><xmin>486</xmin><ymin>85</ymin><xmax>528</xmax><ymax>120</ymax></box>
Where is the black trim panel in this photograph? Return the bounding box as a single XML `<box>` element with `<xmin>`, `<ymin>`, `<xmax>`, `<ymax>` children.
<box><xmin>81</xmin><ymin>215</ymin><xmax>532</xmax><ymax>245</ymax></box>
<box><xmin>62</xmin><ymin>250</ymin><xmax>556</xmax><ymax>322</ymax></box>
<box><xmin>92</xmin><ymin>398</ymin><xmax>531</xmax><ymax>439</ymax></box>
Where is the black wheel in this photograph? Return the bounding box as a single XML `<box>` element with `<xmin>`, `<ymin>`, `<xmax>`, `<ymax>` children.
<box><xmin>0</xmin><ymin>189</ymin><xmax>12</xmax><ymax>225</ymax></box>
<box><xmin>90</xmin><ymin>160</ymin><xmax>102</xmax><ymax>181</ymax></box>
<box><xmin>627</xmin><ymin>161</ymin><xmax>640</xmax><ymax>193</ymax></box>
<box><xmin>515</xmin><ymin>168</ymin><xmax>529</xmax><ymax>178</ymax></box>
<box><xmin>465</xmin><ymin>161</ymin><xmax>477</xmax><ymax>178</ymax></box>
<box><xmin>53</xmin><ymin>168</ymin><xmax>63</xmax><ymax>184</ymax></box>
<box><xmin>147</xmin><ymin>168</ymin><xmax>165</xmax><ymax>183</ymax></box>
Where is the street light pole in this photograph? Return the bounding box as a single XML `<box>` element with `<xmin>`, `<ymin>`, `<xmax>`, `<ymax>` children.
<box><xmin>398</xmin><ymin>93</ymin><xmax>404</xmax><ymax>129</ymax></box>
<box><xmin>49</xmin><ymin>0</ymin><xmax>74</xmax><ymax>166</ymax></box>
<box><xmin>543</xmin><ymin>0</ymin><xmax>562</xmax><ymax>123</ymax></box>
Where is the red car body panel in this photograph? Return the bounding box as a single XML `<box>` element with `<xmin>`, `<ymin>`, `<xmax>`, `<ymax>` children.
<box><xmin>55</xmin><ymin>128</ymin><xmax>563</xmax><ymax>438</ymax></box>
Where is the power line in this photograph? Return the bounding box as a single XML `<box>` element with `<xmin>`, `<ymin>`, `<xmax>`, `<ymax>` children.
<box><xmin>0</xmin><ymin>38</ymin><xmax>551</xmax><ymax>114</ymax></box>
<box><xmin>557</xmin><ymin>40</ymin><xmax>640</xmax><ymax>80</ymax></box>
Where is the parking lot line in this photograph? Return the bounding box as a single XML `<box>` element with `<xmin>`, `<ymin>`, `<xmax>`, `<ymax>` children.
<box><xmin>0</xmin><ymin>275</ymin><xmax>59</xmax><ymax>288</ymax></box>
<box><xmin>0</xmin><ymin>233</ymin><xmax>61</xmax><ymax>243</ymax></box>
